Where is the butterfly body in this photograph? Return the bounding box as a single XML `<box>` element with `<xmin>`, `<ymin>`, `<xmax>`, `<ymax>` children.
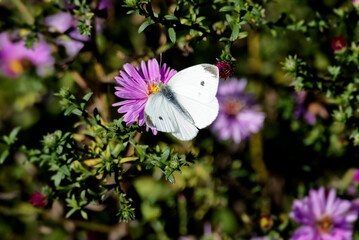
<box><xmin>144</xmin><ymin>64</ymin><xmax>219</xmax><ymax>141</ymax></box>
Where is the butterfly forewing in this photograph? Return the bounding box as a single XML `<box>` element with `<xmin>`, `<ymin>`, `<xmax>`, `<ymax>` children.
<box><xmin>144</xmin><ymin>92</ymin><xmax>178</xmax><ymax>133</ymax></box>
<box><xmin>168</xmin><ymin>64</ymin><xmax>219</xmax><ymax>103</ymax></box>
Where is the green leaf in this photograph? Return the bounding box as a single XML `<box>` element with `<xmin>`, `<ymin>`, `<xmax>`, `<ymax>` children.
<box><xmin>160</xmin><ymin>148</ymin><xmax>170</xmax><ymax>162</ymax></box>
<box><xmin>196</xmin><ymin>16</ymin><xmax>206</xmax><ymax>22</ymax></box>
<box><xmin>238</xmin><ymin>31</ymin><xmax>248</xmax><ymax>39</ymax></box>
<box><xmin>219</xmin><ymin>6</ymin><xmax>235</xmax><ymax>12</ymax></box>
<box><xmin>52</xmin><ymin>171</ymin><xmax>65</xmax><ymax>187</ymax></box>
<box><xmin>82</xmin><ymin>92</ymin><xmax>93</xmax><ymax>102</ymax></box>
<box><xmin>65</xmin><ymin>208</ymin><xmax>78</xmax><ymax>218</ymax></box>
<box><xmin>225</xmin><ymin>14</ymin><xmax>234</xmax><ymax>26</ymax></box>
<box><xmin>164</xmin><ymin>15</ymin><xmax>178</xmax><ymax>21</ymax></box>
<box><xmin>64</xmin><ymin>105</ymin><xmax>78</xmax><ymax>116</ymax></box>
<box><xmin>166</xmin><ymin>173</ymin><xmax>175</xmax><ymax>184</ymax></box>
<box><xmin>81</xmin><ymin>210</ymin><xmax>88</xmax><ymax>220</ymax></box>
<box><xmin>9</xmin><ymin>127</ymin><xmax>21</xmax><ymax>143</ymax></box>
<box><xmin>138</xmin><ymin>19</ymin><xmax>153</xmax><ymax>33</ymax></box>
<box><xmin>168</xmin><ymin>27</ymin><xmax>176</xmax><ymax>43</ymax></box>
<box><xmin>0</xmin><ymin>150</ymin><xmax>9</xmax><ymax>164</ymax></box>
<box><xmin>219</xmin><ymin>37</ymin><xmax>230</xmax><ymax>42</ymax></box>
<box><xmin>231</xmin><ymin>24</ymin><xmax>240</xmax><ymax>40</ymax></box>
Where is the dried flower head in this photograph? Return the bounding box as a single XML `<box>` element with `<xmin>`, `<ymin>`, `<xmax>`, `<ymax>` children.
<box><xmin>29</xmin><ymin>192</ymin><xmax>47</xmax><ymax>208</ymax></box>
<box><xmin>331</xmin><ymin>35</ymin><xmax>347</xmax><ymax>53</ymax></box>
<box><xmin>215</xmin><ymin>61</ymin><xmax>233</xmax><ymax>80</ymax></box>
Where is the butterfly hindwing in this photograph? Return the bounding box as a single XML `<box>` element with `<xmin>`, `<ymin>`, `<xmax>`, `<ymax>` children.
<box><xmin>174</xmin><ymin>92</ymin><xmax>219</xmax><ymax>129</ymax></box>
<box><xmin>168</xmin><ymin>64</ymin><xmax>219</xmax><ymax>103</ymax></box>
<box><xmin>171</xmin><ymin>121</ymin><xmax>199</xmax><ymax>141</ymax></box>
<box><xmin>144</xmin><ymin>91</ymin><xmax>198</xmax><ymax>141</ymax></box>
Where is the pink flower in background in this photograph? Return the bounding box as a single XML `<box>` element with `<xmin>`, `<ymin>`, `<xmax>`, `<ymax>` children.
<box><xmin>113</xmin><ymin>59</ymin><xmax>177</xmax><ymax>133</ymax></box>
<box><xmin>353</xmin><ymin>169</ymin><xmax>359</xmax><ymax>183</ymax></box>
<box><xmin>29</xmin><ymin>192</ymin><xmax>47</xmax><ymax>208</ymax></box>
<box><xmin>290</xmin><ymin>187</ymin><xmax>358</xmax><ymax>240</ymax></box>
<box><xmin>331</xmin><ymin>35</ymin><xmax>347</xmax><ymax>52</ymax></box>
<box><xmin>0</xmin><ymin>32</ymin><xmax>54</xmax><ymax>78</ymax></box>
<box><xmin>211</xmin><ymin>78</ymin><xmax>265</xmax><ymax>143</ymax></box>
<box><xmin>215</xmin><ymin>61</ymin><xmax>233</xmax><ymax>80</ymax></box>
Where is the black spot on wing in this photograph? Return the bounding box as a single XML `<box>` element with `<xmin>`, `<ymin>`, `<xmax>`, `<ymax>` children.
<box><xmin>159</xmin><ymin>116</ymin><xmax>163</xmax><ymax>120</ymax></box>
<box><xmin>145</xmin><ymin>114</ymin><xmax>156</xmax><ymax>128</ymax></box>
<box><xmin>200</xmin><ymin>81</ymin><xmax>205</xmax><ymax>86</ymax></box>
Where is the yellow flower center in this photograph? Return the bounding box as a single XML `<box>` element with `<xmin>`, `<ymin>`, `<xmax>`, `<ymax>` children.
<box><xmin>260</xmin><ymin>217</ymin><xmax>269</xmax><ymax>228</ymax></box>
<box><xmin>316</xmin><ymin>215</ymin><xmax>333</xmax><ymax>234</ymax></box>
<box><xmin>147</xmin><ymin>80</ymin><xmax>159</xmax><ymax>96</ymax></box>
<box><xmin>9</xmin><ymin>59</ymin><xmax>23</xmax><ymax>75</ymax></box>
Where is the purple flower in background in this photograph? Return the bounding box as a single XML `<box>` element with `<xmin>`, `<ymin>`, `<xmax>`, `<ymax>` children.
<box><xmin>44</xmin><ymin>0</ymin><xmax>112</xmax><ymax>59</ymax></box>
<box><xmin>44</xmin><ymin>12</ymin><xmax>88</xmax><ymax>59</ymax></box>
<box><xmin>290</xmin><ymin>187</ymin><xmax>358</xmax><ymax>240</ymax></box>
<box><xmin>44</xmin><ymin>12</ymin><xmax>74</xmax><ymax>34</ymax></box>
<box><xmin>113</xmin><ymin>59</ymin><xmax>177</xmax><ymax>133</ymax></box>
<box><xmin>294</xmin><ymin>91</ymin><xmax>328</xmax><ymax>125</ymax></box>
<box><xmin>29</xmin><ymin>191</ymin><xmax>47</xmax><ymax>208</ymax></box>
<box><xmin>353</xmin><ymin>0</ymin><xmax>359</xmax><ymax>8</ymax></box>
<box><xmin>251</xmin><ymin>237</ymin><xmax>270</xmax><ymax>240</ymax></box>
<box><xmin>0</xmin><ymin>32</ymin><xmax>54</xmax><ymax>78</ymax></box>
<box><xmin>95</xmin><ymin>0</ymin><xmax>113</xmax><ymax>32</ymax></box>
<box><xmin>294</xmin><ymin>91</ymin><xmax>316</xmax><ymax>125</ymax></box>
<box><xmin>211</xmin><ymin>78</ymin><xmax>265</xmax><ymax>143</ymax></box>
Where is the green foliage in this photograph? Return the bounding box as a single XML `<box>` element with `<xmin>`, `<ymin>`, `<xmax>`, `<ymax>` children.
<box><xmin>1</xmin><ymin>90</ymin><xmax>191</xmax><ymax>222</ymax></box>
<box><xmin>123</xmin><ymin>0</ymin><xmax>263</xmax><ymax>61</ymax></box>
<box><xmin>69</xmin><ymin>0</ymin><xmax>94</xmax><ymax>37</ymax></box>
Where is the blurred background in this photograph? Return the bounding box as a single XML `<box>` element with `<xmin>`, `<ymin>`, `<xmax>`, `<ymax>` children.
<box><xmin>0</xmin><ymin>0</ymin><xmax>359</xmax><ymax>239</ymax></box>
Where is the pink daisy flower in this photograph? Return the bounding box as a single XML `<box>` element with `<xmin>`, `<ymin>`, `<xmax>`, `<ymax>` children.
<box><xmin>113</xmin><ymin>58</ymin><xmax>177</xmax><ymax>133</ymax></box>
<box><xmin>290</xmin><ymin>187</ymin><xmax>358</xmax><ymax>240</ymax></box>
<box><xmin>0</xmin><ymin>32</ymin><xmax>54</xmax><ymax>78</ymax></box>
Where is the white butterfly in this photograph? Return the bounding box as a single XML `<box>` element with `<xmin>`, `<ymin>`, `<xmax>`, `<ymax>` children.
<box><xmin>144</xmin><ymin>64</ymin><xmax>219</xmax><ymax>141</ymax></box>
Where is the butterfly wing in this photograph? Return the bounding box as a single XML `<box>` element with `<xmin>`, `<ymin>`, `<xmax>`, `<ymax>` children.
<box><xmin>144</xmin><ymin>92</ymin><xmax>178</xmax><ymax>133</ymax></box>
<box><xmin>168</xmin><ymin>64</ymin><xmax>219</xmax><ymax>103</ymax></box>
<box><xmin>174</xmin><ymin>93</ymin><xmax>219</xmax><ymax>129</ymax></box>
<box><xmin>144</xmin><ymin>92</ymin><xmax>199</xmax><ymax>141</ymax></box>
